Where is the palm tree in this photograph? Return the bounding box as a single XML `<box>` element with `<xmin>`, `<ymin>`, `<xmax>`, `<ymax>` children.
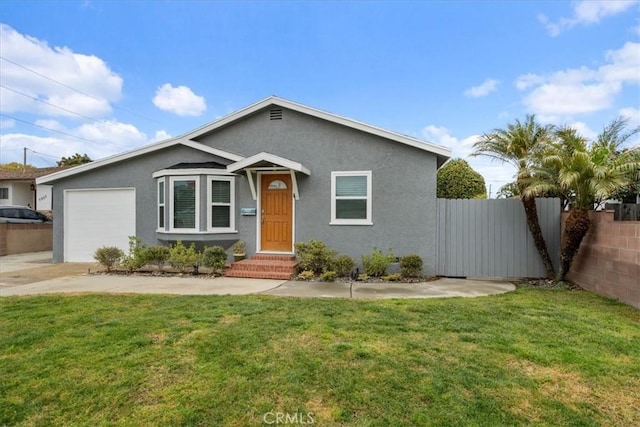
<box><xmin>472</xmin><ymin>115</ymin><xmax>556</xmax><ymax>279</ymax></box>
<box><xmin>526</xmin><ymin>119</ymin><xmax>640</xmax><ymax>281</ymax></box>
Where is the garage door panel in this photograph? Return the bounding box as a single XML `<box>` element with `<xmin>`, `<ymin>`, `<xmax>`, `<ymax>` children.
<box><xmin>65</xmin><ymin>188</ymin><xmax>135</xmax><ymax>262</ymax></box>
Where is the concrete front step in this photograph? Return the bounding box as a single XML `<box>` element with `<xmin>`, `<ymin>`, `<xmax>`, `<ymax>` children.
<box><xmin>224</xmin><ymin>254</ymin><xmax>298</xmax><ymax>280</ymax></box>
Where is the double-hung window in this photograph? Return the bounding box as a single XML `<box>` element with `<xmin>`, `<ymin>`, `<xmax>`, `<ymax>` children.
<box><xmin>157</xmin><ymin>179</ymin><xmax>165</xmax><ymax>231</ymax></box>
<box><xmin>170</xmin><ymin>176</ymin><xmax>199</xmax><ymax>231</ymax></box>
<box><xmin>208</xmin><ymin>177</ymin><xmax>235</xmax><ymax>232</ymax></box>
<box><xmin>331</xmin><ymin>171</ymin><xmax>372</xmax><ymax>225</ymax></box>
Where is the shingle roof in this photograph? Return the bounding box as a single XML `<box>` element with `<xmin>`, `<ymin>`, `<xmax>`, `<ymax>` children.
<box><xmin>0</xmin><ymin>167</ymin><xmax>67</xmax><ymax>181</ymax></box>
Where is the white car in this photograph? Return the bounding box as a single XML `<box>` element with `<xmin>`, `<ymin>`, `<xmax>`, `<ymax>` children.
<box><xmin>0</xmin><ymin>205</ymin><xmax>52</xmax><ymax>224</ymax></box>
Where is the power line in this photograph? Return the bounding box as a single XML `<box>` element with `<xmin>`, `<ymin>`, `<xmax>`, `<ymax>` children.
<box><xmin>0</xmin><ymin>55</ymin><xmax>164</xmax><ymax>126</ymax></box>
<box><xmin>1</xmin><ymin>84</ymin><xmax>108</xmax><ymax>123</ymax></box>
<box><xmin>1</xmin><ymin>83</ymin><xmax>148</xmax><ymax>144</ymax></box>
<box><xmin>26</xmin><ymin>148</ymin><xmax>59</xmax><ymax>160</ymax></box>
<box><xmin>0</xmin><ymin>113</ymin><xmax>100</xmax><ymax>144</ymax></box>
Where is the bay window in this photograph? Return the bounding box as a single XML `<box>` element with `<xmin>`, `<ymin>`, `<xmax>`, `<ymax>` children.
<box><xmin>170</xmin><ymin>176</ymin><xmax>199</xmax><ymax>231</ymax></box>
<box><xmin>208</xmin><ymin>176</ymin><xmax>235</xmax><ymax>232</ymax></box>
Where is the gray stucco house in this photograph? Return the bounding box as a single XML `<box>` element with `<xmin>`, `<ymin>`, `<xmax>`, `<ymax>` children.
<box><xmin>37</xmin><ymin>97</ymin><xmax>451</xmax><ymax>275</ymax></box>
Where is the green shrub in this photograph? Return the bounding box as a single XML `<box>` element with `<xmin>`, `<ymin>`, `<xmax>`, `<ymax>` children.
<box><xmin>93</xmin><ymin>246</ymin><xmax>124</xmax><ymax>272</ymax></box>
<box><xmin>332</xmin><ymin>254</ymin><xmax>355</xmax><ymax>277</ymax></box>
<box><xmin>319</xmin><ymin>271</ymin><xmax>337</xmax><ymax>282</ymax></box>
<box><xmin>145</xmin><ymin>245</ymin><xmax>170</xmax><ymax>270</ymax></box>
<box><xmin>381</xmin><ymin>273</ymin><xmax>402</xmax><ymax>282</ymax></box>
<box><xmin>357</xmin><ymin>273</ymin><xmax>370</xmax><ymax>281</ymax></box>
<box><xmin>202</xmin><ymin>246</ymin><xmax>228</xmax><ymax>271</ymax></box>
<box><xmin>120</xmin><ymin>236</ymin><xmax>149</xmax><ymax>273</ymax></box>
<box><xmin>168</xmin><ymin>241</ymin><xmax>201</xmax><ymax>273</ymax></box>
<box><xmin>297</xmin><ymin>270</ymin><xmax>315</xmax><ymax>281</ymax></box>
<box><xmin>362</xmin><ymin>247</ymin><xmax>395</xmax><ymax>277</ymax></box>
<box><xmin>295</xmin><ymin>239</ymin><xmax>337</xmax><ymax>274</ymax></box>
<box><xmin>400</xmin><ymin>254</ymin><xmax>423</xmax><ymax>278</ymax></box>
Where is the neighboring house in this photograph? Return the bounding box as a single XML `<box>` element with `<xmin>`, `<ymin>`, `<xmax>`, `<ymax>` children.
<box><xmin>0</xmin><ymin>167</ymin><xmax>63</xmax><ymax>210</ymax></box>
<box><xmin>37</xmin><ymin>97</ymin><xmax>451</xmax><ymax>275</ymax></box>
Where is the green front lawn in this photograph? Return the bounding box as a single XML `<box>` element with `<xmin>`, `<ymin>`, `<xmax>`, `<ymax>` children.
<box><xmin>1</xmin><ymin>287</ymin><xmax>639</xmax><ymax>426</ymax></box>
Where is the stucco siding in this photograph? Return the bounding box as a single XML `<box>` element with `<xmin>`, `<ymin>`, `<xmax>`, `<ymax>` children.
<box><xmin>50</xmin><ymin>106</ymin><xmax>440</xmax><ymax>274</ymax></box>
<box><xmin>50</xmin><ymin>145</ymin><xmax>235</xmax><ymax>262</ymax></box>
<box><xmin>196</xmin><ymin>107</ymin><xmax>439</xmax><ymax>274</ymax></box>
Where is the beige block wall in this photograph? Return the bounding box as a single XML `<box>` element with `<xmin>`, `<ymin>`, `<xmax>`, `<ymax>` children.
<box><xmin>0</xmin><ymin>223</ymin><xmax>53</xmax><ymax>256</ymax></box>
<box><xmin>564</xmin><ymin>211</ymin><xmax>639</xmax><ymax>309</ymax></box>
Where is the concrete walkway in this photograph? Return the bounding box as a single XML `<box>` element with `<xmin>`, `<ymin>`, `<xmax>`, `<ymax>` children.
<box><xmin>0</xmin><ymin>275</ymin><xmax>286</xmax><ymax>296</ymax></box>
<box><xmin>262</xmin><ymin>278</ymin><xmax>515</xmax><ymax>299</ymax></box>
<box><xmin>1</xmin><ymin>251</ymin><xmax>516</xmax><ymax>298</ymax></box>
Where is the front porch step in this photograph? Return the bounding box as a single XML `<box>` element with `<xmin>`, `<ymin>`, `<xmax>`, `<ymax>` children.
<box><xmin>225</xmin><ymin>255</ymin><xmax>298</xmax><ymax>280</ymax></box>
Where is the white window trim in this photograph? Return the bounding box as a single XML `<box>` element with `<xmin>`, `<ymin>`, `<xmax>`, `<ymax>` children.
<box><xmin>157</xmin><ymin>178</ymin><xmax>165</xmax><ymax>232</ymax></box>
<box><xmin>207</xmin><ymin>176</ymin><xmax>236</xmax><ymax>233</ymax></box>
<box><xmin>169</xmin><ymin>176</ymin><xmax>200</xmax><ymax>233</ymax></box>
<box><xmin>330</xmin><ymin>171</ymin><xmax>373</xmax><ymax>226</ymax></box>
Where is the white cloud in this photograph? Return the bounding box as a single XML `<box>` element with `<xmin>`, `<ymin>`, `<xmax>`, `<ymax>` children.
<box><xmin>464</xmin><ymin>79</ymin><xmax>499</xmax><ymax>98</ymax></box>
<box><xmin>0</xmin><ymin>24</ymin><xmax>122</xmax><ymax>118</ymax></box>
<box><xmin>517</xmin><ymin>42</ymin><xmax>640</xmax><ymax>118</ymax></box>
<box><xmin>619</xmin><ymin>107</ymin><xmax>640</xmax><ymax>127</ymax></box>
<box><xmin>0</xmin><ymin>120</ymin><xmax>155</xmax><ymax>167</ymax></box>
<box><xmin>153</xmin><ymin>83</ymin><xmax>207</xmax><ymax>116</ymax></box>
<box><xmin>422</xmin><ymin>125</ymin><xmax>479</xmax><ymax>160</ymax></box>
<box><xmin>423</xmin><ymin>124</ymin><xmax>519</xmax><ymax>196</ymax></box>
<box><xmin>515</xmin><ymin>73</ymin><xmax>544</xmax><ymax>91</ymax></box>
<box><xmin>567</xmin><ymin>121</ymin><xmax>598</xmax><ymax>140</ymax></box>
<box><xmin>152</xmin><ymin>130</ymin><xmax>172</xmax><ymax>142</ymax></box>
<box><xmin>539</xmin><ymin>0</ymin><xmax>639</xmax><ymax>36</ymax></box>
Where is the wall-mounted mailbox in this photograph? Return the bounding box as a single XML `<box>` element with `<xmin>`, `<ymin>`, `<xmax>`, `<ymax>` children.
<box><xmin>240</xmin><ymin>208</ymin><xmax>257</xmax><ymax>216</ymax></box>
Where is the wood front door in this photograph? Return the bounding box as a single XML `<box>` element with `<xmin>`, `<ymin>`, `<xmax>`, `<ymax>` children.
<box><xmin>260</xmin><ymin>173</ymin><xmax>293</xmax><ymax>252</ymax></box>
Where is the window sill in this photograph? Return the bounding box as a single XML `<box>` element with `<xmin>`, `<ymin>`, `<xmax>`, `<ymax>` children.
<box><xmin>329</xmin><ymin>221</ymin><xmax>373</xmax><ymax>226</ymax></box>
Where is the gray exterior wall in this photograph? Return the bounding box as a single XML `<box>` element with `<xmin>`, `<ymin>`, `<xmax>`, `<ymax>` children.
<box><xmin>195</xmin><ymin>107</ymin><xmax>439</xmax><ymax>274</ymax></box>
<box><xmin>50</xmin><ymin>106</ymin><xmax>440</xmax><ymax>274</ymax></box>
<box><xmin>50</xmin><ymin>145</ymin><xmax>240</xmax><ymax>262</ymax></box>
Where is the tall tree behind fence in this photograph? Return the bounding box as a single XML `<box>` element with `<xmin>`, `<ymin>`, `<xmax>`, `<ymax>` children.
<box><xmin>436</xmin><ymin>198</ymin><xmax>561</xmax><ymax>278</ymax></box>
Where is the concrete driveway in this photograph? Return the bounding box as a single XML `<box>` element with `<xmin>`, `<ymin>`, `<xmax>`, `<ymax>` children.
<box><xmin>1</xmin><ymin>251</ymin><xmax>515</xmax><ymax>298</ymax></box>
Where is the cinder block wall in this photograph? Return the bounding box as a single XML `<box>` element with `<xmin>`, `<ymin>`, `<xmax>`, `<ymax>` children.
<box><xmin>0</xmin><ymin>223</ymin><xmax>53</xmax><ymax>256</ymax></box>
<box><xmin>563</xmin><ymin>211</ymin><xmax>639</xmax><ymax>309</ymax></box>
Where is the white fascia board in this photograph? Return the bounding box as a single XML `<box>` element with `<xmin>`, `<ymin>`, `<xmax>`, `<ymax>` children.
<box><xmin>227</xmin><ymin>152</ymin><xmax>311</xmax><ymax>175</ymax></box>
<box><xmin>36</xmin><ymin>138</ymin><xmax>243</xmax><ymax>184</ymax></box>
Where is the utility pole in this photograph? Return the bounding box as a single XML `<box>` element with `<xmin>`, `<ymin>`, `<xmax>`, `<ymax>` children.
<box><xmin>23</xmin><ymin>147</ymin><xmax>27</xmax><ymax>171</ymax></box>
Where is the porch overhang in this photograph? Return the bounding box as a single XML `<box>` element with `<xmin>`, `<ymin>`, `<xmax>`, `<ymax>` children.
<box><xmin>227</xmin><ymin>152</ymin><xmax>310</xmax><ymax>200</ymax></box>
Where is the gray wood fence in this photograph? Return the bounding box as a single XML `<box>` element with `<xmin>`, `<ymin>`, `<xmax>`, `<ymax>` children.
<box><xmin>436</xmin><ymin>198</ymin><xmax>561</xmax><ymax>278</ymax></box>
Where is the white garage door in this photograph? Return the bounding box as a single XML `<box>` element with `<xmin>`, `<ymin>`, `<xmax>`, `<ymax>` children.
<box><xmin>65</xmin><ymin>188</ymin><xmax>136</xmax><ymax>262</ymax></box>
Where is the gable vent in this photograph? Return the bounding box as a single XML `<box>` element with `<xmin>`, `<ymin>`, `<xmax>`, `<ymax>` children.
<box><xmin>269</xmin><ymin>109</ymin><xmax>283</xmax><ymax>120</ymax></box>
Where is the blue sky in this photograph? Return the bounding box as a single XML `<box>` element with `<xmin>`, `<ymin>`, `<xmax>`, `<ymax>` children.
<box><xmin>1</xmin><ymin>1</ymin><xmax>638</xmax><ymax>196</ymax></box>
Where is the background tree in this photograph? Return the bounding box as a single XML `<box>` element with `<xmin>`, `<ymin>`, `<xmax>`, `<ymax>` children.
<box><xmin>472</xmin><ymin>115</ymin><xmax>556</xmax><ymax>278</ymax></box>
<box><xmin>526</xmin><ymin>119</ymin><xmax>640</xmax><ymax>281</ymax></box>
<box><xmin>57</xmin><ymin>153</ymin><xmax>92</xmax><ymax>167</ymax></box>
<box><xmin>0</xmin><ymin>162</ymin><xmax>35</xmax><ymax>170</ymax></box>
<box><xmin>437</xmin><ymin>158</ymin><xmax>487</xmax><ymax>199</ymax></box>
<box><xmin>496</xmin><ymin>181</ymin><xmax>519</xmax><ymax>199</ymax></box>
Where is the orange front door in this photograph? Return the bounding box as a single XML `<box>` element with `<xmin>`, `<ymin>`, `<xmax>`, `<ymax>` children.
<box><xmin>260</xmin><ymin>174</ymin><xmax>293</xmax><ymax>252</ymax></box>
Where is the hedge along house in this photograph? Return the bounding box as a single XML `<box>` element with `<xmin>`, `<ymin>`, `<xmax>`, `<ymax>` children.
<box><xmin>37</xmin><ymin>97</ymin><xmax>451</xmax><ymax>277</ymax></box>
